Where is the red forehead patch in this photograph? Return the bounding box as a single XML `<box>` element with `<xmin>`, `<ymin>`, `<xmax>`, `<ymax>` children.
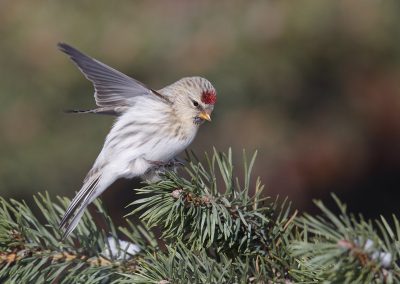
<box><xmin>201</xmin><ymin>90</ymin><xmax>217</xmax><ymax>105</ymax></box>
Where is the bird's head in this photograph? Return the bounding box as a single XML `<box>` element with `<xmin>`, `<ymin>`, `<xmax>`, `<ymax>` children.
<box><xmin>166</xmin><ymin>77</ymin><xmax>217</xmax><ymax>125</ymax></box>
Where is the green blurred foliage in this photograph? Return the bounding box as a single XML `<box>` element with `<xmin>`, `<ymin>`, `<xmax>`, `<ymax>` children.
<box><xmin>1</xmin><ymin>0</ymin><xmax>400</xmax><ymax>216</ymax></box>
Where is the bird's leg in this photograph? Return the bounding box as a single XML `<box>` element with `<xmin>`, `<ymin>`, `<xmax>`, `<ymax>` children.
<box><xmin>167</xmin><ymin>157</ymin><xmax>185</xmax><ymax>167</ymax></box>
<box><xmin>147</xmin><ymin>157</ymin><xmax>185</xmax><ymax>170</ymax></box>
<box><xmin>142</xmin><ymin>158</ymin><xmax>185</xmax><ymax>183</ymax></box>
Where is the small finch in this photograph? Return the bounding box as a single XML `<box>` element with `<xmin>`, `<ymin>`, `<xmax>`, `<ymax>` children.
<box><xmin>57</xmin><ymin>43</ymin><xmax>216</xmax><ymax>238</ymax></box>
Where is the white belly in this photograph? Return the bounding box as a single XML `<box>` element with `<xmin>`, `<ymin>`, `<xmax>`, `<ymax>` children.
<box><xmin>97</xmin><ymin>99</ymin><xmax>198</xmax><ymax>179</ymax></box>
<box><xmin>144</xmin><ymin>130</ymin><xmax>197</xmax><ymax>162</ymax></box>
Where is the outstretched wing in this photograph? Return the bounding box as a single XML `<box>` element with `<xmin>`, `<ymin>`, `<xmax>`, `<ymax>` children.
<box><xmin>58</xmin><ymin>43</ymin><xmax>167</xmax><ymax>109</ymax></box>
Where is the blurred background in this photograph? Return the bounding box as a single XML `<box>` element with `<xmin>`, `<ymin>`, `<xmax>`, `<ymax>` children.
<box><xmin>1</xmin><ymin>0</ymin><xmax>400</xmax><ymax>221</ymax></box>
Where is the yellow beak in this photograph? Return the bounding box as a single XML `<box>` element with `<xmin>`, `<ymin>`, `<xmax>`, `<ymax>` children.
<box><xmin>198</xmin><ymin>111</ymin><xmax>212</xmax><ymax>122</ymax></box>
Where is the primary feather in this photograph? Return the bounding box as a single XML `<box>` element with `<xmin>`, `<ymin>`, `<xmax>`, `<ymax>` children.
<box><xmin>58</xmin><ymin>43</ymin><xmax>217</xmax><ymax>238</ymax></box>
<box><xmin>58</xmin><ymin>43</ymin><xmax>168</xmax><ymax>115</ymax></box>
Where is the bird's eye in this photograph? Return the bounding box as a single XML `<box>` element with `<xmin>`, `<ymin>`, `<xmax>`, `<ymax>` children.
<box><xmin>192</xmin><ymin>100</ymin><xmax>199</xmax><ymax>107</ymax></box>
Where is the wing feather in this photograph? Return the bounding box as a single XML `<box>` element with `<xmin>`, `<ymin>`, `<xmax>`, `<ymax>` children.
<box><xmin>58</xmin><ymin>43</ymin><xmax>158</xmax><ymax>108</ymax></box>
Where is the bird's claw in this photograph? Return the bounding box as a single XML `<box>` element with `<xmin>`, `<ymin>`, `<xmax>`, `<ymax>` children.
<box><xmin>143</xmin><ymin>158</ymin><xmax>185</xmax><ymax>182</ymax></box>
<box><xmin>169</xmin><ymin>157</ymin><xmax>185</xmax><ymax>167</ymax></box>
<box><xmin>147</xmin><ymin>158</ymin><xmax>185</xmax><ymax>170</ymax></box>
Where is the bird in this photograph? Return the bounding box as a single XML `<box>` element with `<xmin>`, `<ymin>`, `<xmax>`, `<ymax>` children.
<box><xmin>57</xmin><ymin>43</ymin><xmax>217</xmax><ymax>238</ymax></box>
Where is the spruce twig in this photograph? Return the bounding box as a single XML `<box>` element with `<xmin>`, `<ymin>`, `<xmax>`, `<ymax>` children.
<box><xmin>291</xmin><ymin>194</ymin><xmax>400</xmax><ymax>283</ymax></box>
<box><xmin>0</xmin><ymin>193</ymin><xmax>156</xmax><ymax>283</ymax></box>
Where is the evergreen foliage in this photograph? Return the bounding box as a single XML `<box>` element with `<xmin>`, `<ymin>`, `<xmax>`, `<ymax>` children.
<box><xmin>0</xmin><ymin>149</ymin><xmax>398</xmax><ymax>283</ymax></box>
<box><xmin>291</xmin><ymin>195</ymin><xmax>399</xmax><ymax>283</ymax></box>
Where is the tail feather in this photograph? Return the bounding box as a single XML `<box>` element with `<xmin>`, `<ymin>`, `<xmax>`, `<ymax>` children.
<box><xmin>61</xmin><ymin>209</ymin><xmax>87</xmax><ymax>240</ymax></box>
<box><xmin>59</xmin><ymin>175</ymin><xmax>99</xmax><ymax>228</ymax></box>
<box><xmin>59</xmin><ymin>174</ymin><xmax>101</xmax><ymax>239</ymax></box>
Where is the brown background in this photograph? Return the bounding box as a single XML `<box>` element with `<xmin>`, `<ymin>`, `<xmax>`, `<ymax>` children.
<box><xmin>1</xmin><ymin>1</ymin><xmax>399</xmax><ymax>222</ymax></box>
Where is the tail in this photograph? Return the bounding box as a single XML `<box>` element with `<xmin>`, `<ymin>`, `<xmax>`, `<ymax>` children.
<box><xmin>59</xmin><ymin>172</ymin><xmax>104</xmax><ymax>239</ymax></box>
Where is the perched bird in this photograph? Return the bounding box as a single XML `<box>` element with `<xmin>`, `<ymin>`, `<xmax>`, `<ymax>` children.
<box><xmin>57</xmin><ymin>43</ymin><xmax>217</xmax><ymax>238</ymax></box>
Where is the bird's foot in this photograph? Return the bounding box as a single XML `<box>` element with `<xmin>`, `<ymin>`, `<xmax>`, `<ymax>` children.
<box><xmin>147</xmin><ymin>158</ymin><xmax>185</xmax><ymax>170</ymax></box>
<box><xmin>142</xmin><ymin>158</ymin><xmax>185</xmax><ymax>183</ymax></box>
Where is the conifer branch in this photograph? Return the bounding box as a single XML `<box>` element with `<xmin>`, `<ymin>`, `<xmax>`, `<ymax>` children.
<box><xmin>0</xmin><ymin>193</ymin><xmax>156</xmax><ymax>283</ymax></box>
<box><xmin>130</xmin><ymin>149</ymin><xmax>295</xmax><ymax>256</ymax></box>
<box><xmin>128</xmin><ymin>149</ymin><xmax>299</xmax><ymax>282</ymax></box>
<box><xmin>1</xmin><ymin>149</ymin><xmax>399</xmax><ymax>283</ymax></box>
<box><xmin>291</xmin><ymin>194</ymin><xmax>400</xmax><ymax>283</ymax></box>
